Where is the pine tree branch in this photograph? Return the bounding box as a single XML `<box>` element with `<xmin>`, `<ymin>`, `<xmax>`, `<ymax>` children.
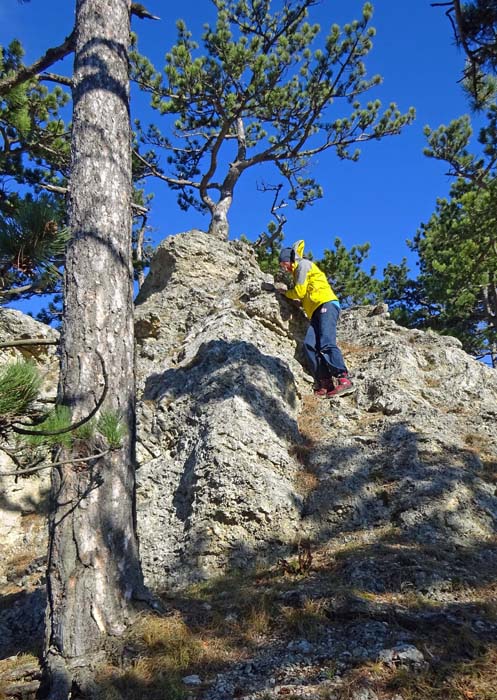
<box><xmin>39</xmin><ymin>72</ymin><xmax>74</xmax><ymax>88</ymax></box>
<box><xmin>0</xmin><ymin>283</ymin><xmax>41</xmax><ymax>297</ymax></box>
<box><xmin>0</xmin><ymin>32</ymin><xmax>75</xmax><ymax>97</ymax></box>
<box><xmin>37</xmin><ymin>184</ymin><xmax>68</xmax><ymax>195</ymax></box>
<box><xmin>131</xmin><ymin>3</ymin><xmax>160</xmax><ymax>21</ymax></box>
<box><xmin>0</xmin><ymin>449</ymin><xmax>111</xmax><ymax>477</ymax></box>
<box><xmin>132</xmin><ymin>149</ymin><xmax>207</xmax><ymax>189</ymax></box>
<box><xmin>131</xmin><ymin>202</ymin><xmax>148</xmax><ymax>215</ymax></box>
<box><xmin>0</xmin><ymin>338</ymin><xmax>58</xmax><ymax>349</ymax></box>
<box><xmin>38</xmin><ymin>182</ymin><xmax>148</xmax><ymax>214</ymax></box>
<box><xmin>12</xmin><ymin>351</ymin><xmax>108</xmax><ymax>436</ymax></box>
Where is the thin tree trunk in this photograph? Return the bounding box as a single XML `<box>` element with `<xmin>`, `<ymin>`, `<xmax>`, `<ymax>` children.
<box><xmin>208</xmin><ymin>194</ymin><xmax>232</xmax><ymax>240</ymax></box>
<box><xmin>44</xmin><ymin>1</ymin><xmax>145</xmax><ymax>696</ymax></box>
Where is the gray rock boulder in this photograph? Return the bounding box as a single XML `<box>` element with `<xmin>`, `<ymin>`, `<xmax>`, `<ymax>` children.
<box><xmin>134</xmin><ymin>231</ymin><xmax>497</xmax><ymax>590</ymax></box>
<box><xmin>0</xmin><ymin>309</ymin><xmax>57</xmax><ymax>559</ymax></box>
<box><xmin>135</xmin><ymin>231</ymin><xmax>309</xmax><ymax>588</ymax></box>
<box><xmin>0</xmin><ymin>309</ymin><xmax>57</xmax><ymax>656</ymax></box>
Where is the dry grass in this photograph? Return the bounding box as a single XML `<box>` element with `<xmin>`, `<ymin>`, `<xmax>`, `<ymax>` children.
<box><xmin>281</xmin><ymin>597</ymin><xmax>328</xmax><ymax>641</ymax></box>
<box><xmin>96</xmin><ymin>573</ymin><xmax>284</xmax><ymax>698</ymax></box>
<box><xmin>313</xmin><ymin>643</ymin><xmax>497</xmax><ymax>700</ymax></box>
<box><xmin>379</xmin><ymin>646</ymin><xmax>497</xmax><ymax>700</ymax></box>
<box><xmin>96</xmin><ymin>612</ymin><xmax>233</xmax><ymax>700</ymax></box>
<box><xmin>3</xmin><ymin>552</ymin><xmax>35</xmax><ymax>581</ymax></box>
<box><xmin>129</xmin><ymin>614</ymin><xmax>202</xmax><ymax>666</ymax></box>
<box><xmin>424</xmin><ymin>376</ymin><xmax>441</xmax><ymax>387</ymax></box>
<box><xmin>339</xmin><ymin>341</ymin><xmax>377</xmax><ymax>358</ymax></box>
<box><xmin>293</xmin><ymin>466</ymin><xmax>319</xmax><ymax>495</ymax></box>
<box><xmin>7</xmin><ymin>533</ymin><xmax>491</xmax><ymax>700</ymax></box>
<box><xmin>297</xmin><ymin>395</ymin><xmax>330</xmax><ymax>442</ymax></box>
<box><xmin>464</xmin><ymin>432</ymin><xmax>485</xmax><ymax>448</ymax></box>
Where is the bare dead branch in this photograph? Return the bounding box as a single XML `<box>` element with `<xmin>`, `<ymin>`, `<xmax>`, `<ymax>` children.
<box><xmin>0</xmin><ymin>338</ymin><xmax>58</xmax><ymax>349</ymax></box>
<box><xmin>253</xmin><ymin>182</ymin><xmax>288</xmax><ymax>249</ymax></box>
<box><xmin>131</xmin><ymin>3</ymin><xmax>160</xmax><ymax>21</ymax></box>
<box><xmin>38</xmin><ymin>182</ymin><xmax>148</xmax><ymax>215</ymax></box>
<box><xmin>0</xmin><ymin>283</ymin><xmax>41</xmax><ymax>297</ymax></box>
<box><xmin>37</xmin><ymin>183</ymin><xmax>68</xmax><ymax>196</ymax></box>
<box><xmin>0</xmin><ymin>449</ymin><xmax>111</xmax><ymax>478</ymax></box>
<box><xmin>131</xmin><ymin>202</ymin><xmax>148</xmax><ymax>215</ymax></box>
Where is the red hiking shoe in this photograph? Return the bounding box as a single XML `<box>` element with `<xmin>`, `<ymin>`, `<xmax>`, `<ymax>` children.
<box><xmin>314</xmin><ymin>377</ymin><xmax>332</xmax><ymax>397</ymax></box>
<box><xmin>327</xmin><ymin>375</ymin><xmax>355</xmax><ymax>398</ymax></box>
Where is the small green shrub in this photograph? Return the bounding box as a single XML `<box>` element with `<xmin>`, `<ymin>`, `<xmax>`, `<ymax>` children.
<box><xmin>22</xmin><ymin>405</ymin><xmax>72</xmax><ymax>447</ymax></box>
<box><xmin>0</xmin><ymin>361</ymin><xmax>41</xmax><ymax>418</ymax></box>
<box><xmin>74</xmin><ymin>418</ymin><xmax>96</xmax><ymax>440</ymax></box>
<box><xmin>98</xmin><ymin>410</ymin><xmax>125</xmax><ymax>449</ymax></box>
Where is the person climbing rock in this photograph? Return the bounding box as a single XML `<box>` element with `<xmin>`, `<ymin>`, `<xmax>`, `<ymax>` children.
<box><xmin>278</xmin><ymin>240</ymin><xmax>354</xmax><ymax>398</ymax></box>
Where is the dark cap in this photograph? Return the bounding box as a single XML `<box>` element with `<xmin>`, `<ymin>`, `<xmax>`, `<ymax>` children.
<box><xmin>279</xmin><ymin>247</ymin><xmax>293</xmax><ymax>263</ymax></box>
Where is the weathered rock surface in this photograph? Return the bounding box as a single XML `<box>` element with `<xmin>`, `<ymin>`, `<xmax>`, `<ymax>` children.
<box><xmin>0</xmin><ymin>309</ymin><xmax>57</xmax><ymax>553</ymax></box>
<box><xmin>134</xmin><ymin>231</ymin><xmax>309</xmax><ymax>588</ymax></box>
<box><xmin>300</xmin><ymin>305</ymin><xmax>497</xmax><ymax>553</ymax></box>
<box><xmin>2</xmin><ymin>229</ymin><xmax>497</xmax><ymax>698</ymax></box>
<box><xmin>0</xmin><ymin>309</ymin><xmax>57</xmax><ymax>660</ymax></box>
<box><xmin>134</xmin><ymin>230</ymin><xmax>497</xmax><ymax>591</ymax></box>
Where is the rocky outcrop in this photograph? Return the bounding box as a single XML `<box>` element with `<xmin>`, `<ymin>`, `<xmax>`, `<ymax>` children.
<box><xmin>0</xmin><ymin>309</ymin><xmax>58</xmax><ymax>658</ymax></box>
<box><xmin>2</xmin><ymin>229</ymin><xmax>497</xmax><ymax>603</ymax></box>
<box><xmin>300</xmin><ymin>307</ymin><xmax>497</xmax><ymax>553</ymax></box>
<box><xmin>0</xmin><ymin>309</ymin><xmax>57</xmax><ymax>555</ymax></box>
<box><xmin>134</xmin><ymin>230</ymin><xmax>497</xmax><ymax>590</ymax></box>
<box><xmin>134</xmin><ymin>231</ymin><xmax>309</xmax><ymax>588</ymax></box>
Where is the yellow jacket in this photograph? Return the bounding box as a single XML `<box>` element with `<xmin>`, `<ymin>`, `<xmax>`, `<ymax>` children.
<box><xmin>285</xmin><ymin>240</ymin><xmax>338</xmax><ymax>319</ymax></box>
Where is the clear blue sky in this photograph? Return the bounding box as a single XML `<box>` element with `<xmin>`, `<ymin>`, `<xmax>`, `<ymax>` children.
<box><xmin>0</xmin><ymin>0</ymin><xmax>481</xmax><ymax>289</ymax></box>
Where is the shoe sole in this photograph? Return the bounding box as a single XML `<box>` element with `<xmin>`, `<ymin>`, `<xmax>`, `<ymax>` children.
<box><xmin>327</xmin><ymin>386</ymin><xmax>356</xmax><ymax>398</ymax></box>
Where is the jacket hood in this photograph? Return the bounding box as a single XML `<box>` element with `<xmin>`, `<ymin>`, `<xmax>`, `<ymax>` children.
<box><xmin>292</xmin><ymin>239</ymin><xmax>305</xmax><ymax>262</ymax></box>
<box><xmin>279</xmin><ymin>240</ymin><xmax>305</xmax><ymax>265</ymax></box>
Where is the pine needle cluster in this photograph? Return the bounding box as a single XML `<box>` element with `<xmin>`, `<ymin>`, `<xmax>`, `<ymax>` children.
<box><xmin>21</xmin><ymin>406</ymin><xmax>126</xmax><ymax>450</ymax></box>
<box><xmin>0</xmin><ymin>360</ymin><xmax>41</xmax><ymax>419</ymax></box>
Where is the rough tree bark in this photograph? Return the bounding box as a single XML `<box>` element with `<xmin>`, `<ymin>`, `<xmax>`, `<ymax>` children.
<box><xmin>44</xmin><ymin>1</ymin><xmax>146</xmax><ymax>697</ymax></box>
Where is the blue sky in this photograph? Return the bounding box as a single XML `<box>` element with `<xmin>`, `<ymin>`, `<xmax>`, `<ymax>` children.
<box><xmin>0</xmin><ymin>0</ymin><xmax>481</xmax><ymax>287</ymax></box>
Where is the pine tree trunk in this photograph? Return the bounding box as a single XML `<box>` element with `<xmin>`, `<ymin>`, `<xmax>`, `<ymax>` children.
<box><xmin>44</xmin><ymin>1</ymin><xmax>145</xmax><ymax>696</ymax></box>
<box><xmin>208</xmin><ymin>196</ymin><xmax>232</xmax><ymax>240</ymax></box>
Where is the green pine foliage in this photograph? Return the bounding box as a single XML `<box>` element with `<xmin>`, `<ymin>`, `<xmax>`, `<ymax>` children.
<box><xmin>379</xmin><ymin>182</ymin><xmax>497</xmax><ymax>365</ymax></box>
<box><xmin>410</xmin><ymin>181</ymin><xmax>497</xmax><ymax>362</ymax></box>
<box><xmin>0</xmin><ymin>360</ymin><xmax>41</xmax><ymax>419</ymax></box>
<box><xmin>242</xmin><ymin>221</ymin><xmax>285</xmax><ymax>277</ymax></box>
<box><xmin>74</xmin><ymin>418</ymin><xmax>96</xmax><ymax>441</ymax></box>
<box><xmin>0</xmin><ymin>194</ymin><xmax>70</xmax><ymax>302</ymax></box>
<box><xmin>97</xmin><ymin>410</ymin><xmax>125</xmax><ymax>449</ymax></box>
<box><xmin>0</xmin><ymin>38</ymin><xmax>155</xmax><ymax>311</ymax></box>
<box><xmin>379</xmin><ymin>259</ymin><xmax>430</xmax><ymax>328</ymax></box>
<box><xmin>319</xmin><ymin>237</ymin><xmax>380</xmax><ymax>307</ymax></box>
<box><xmin>416</xmin><ymin>102</ymin><xmax>497</xmax><ymax>364</ymax></box>
<box><xmin>131</xmin><ymin>1</ymin><xmax>414</xmax><ymax>236</ymax></box>
<box><xmin>21</xmin><ymin>407</ymin><xmax>125</xmax><ymax>450</ymax></box>
<box><xmin>22</xmin><ymin>405</ymin><xmax>73</xmax><ymax>447</ymax></box>
<box><xmin>446</xmin><ymin>0</ymin><xmax>497</xmax><ymax>107</ymax></box>
<box><xmin>0</xmin><ymin>39</ymin><xmax>70</xmax><ymax>315</ymax></box>
<box><xmin>0</xmin><ymin>40</ymin><xmax>70</xmax><ymax>216</ymax></box>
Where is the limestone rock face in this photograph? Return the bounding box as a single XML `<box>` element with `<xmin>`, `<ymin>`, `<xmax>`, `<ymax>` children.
<box><xmin>2</xmin><ymin>231</ymin><xmax>497</xmax><ymax>606</ymax></box>
<box><xmin>300</xmin><ymin>307</ymin><xmax>497</xmax><ymax>553</ymax></box>
<box><xmin>0</xmin><ymin>309</ymin><xmax>58</xmax><ymax>654</ymax></box>
<box><xmin>134</xmin><ymin>231</ymin><xmax>497</xmax><ymax>590</ymax></box>
<box><xmin>0</xmin><ymin>309</ymin><xmax>58</xmax><ymax>554</ymax></box>
<box><xmin>135</xmin><ymin>231</ymin><xmax>309</xmax><ymax>588</ymax></box>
